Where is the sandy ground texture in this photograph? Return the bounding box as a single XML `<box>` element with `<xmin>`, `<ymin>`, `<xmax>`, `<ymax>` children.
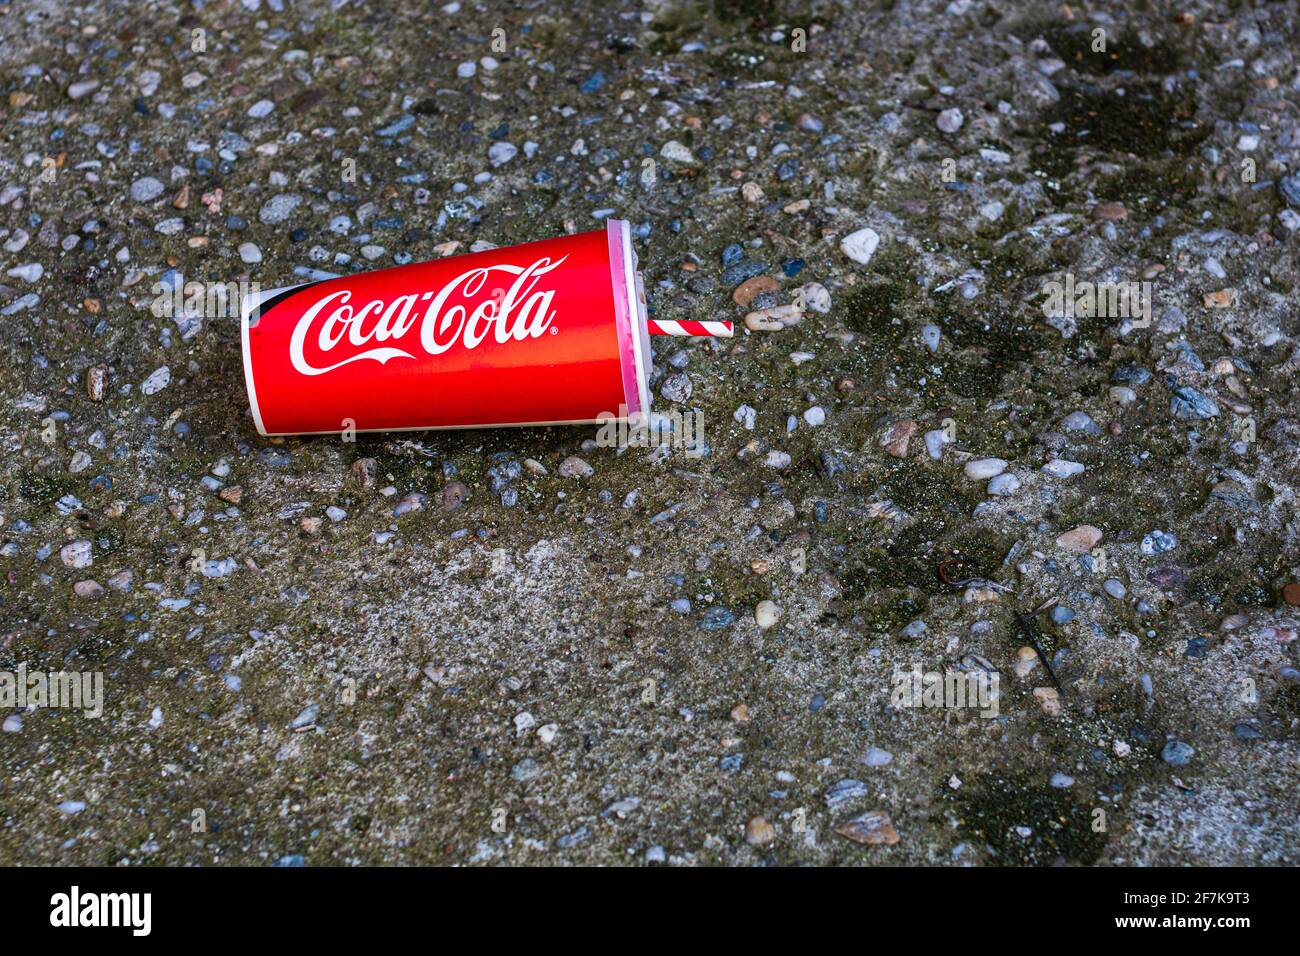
<box><xmin>1</xmin><ymin>0</ymin><xmax>1298</xmax><ymax>866</ymax></box>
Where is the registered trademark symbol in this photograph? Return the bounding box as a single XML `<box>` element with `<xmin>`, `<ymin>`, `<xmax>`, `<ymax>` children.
<box><xmin>550</xmin><ymin>327</ymin><xmax>558</xmax><ymax>334</ymax></box>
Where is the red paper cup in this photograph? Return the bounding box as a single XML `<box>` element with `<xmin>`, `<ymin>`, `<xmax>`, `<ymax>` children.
<box><xmin>240</xmin><ymin>220</ymin><xmax>652</xmax><ymax>435</ymax></box>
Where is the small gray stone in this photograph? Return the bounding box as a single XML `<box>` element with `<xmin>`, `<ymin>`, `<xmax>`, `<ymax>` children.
<box><xmin>964</xmin><ymin>457</ymin><xmax>1007</xmax><ymax>480</ymax></box>
<box><xmin>488</xmin><ymin>141</ymin><xmax>518</xmax><ymax>166</ymax></box>
<box><xmin>1062</xmin><ymin>410</ymin><xmax>1099</xmax><ymax>434</ymax></box>
<box><xmin>987</xmin><ymin>473</ymin><xmax>1020</xmax><ymax>496</ymax></box>
<box><xmin>259</xmin><ymin>193</ymin><xmax>301</xmax><ymax>225</ymax></box>
<box><xmin>825</xmin><ymin>778</ymin><xmax>869</xmax><ymax>809</ymax></box>
<box><xmin>1141</xmin><ymin>530</ymin><xmax>1178</xmax><ymax>555</ymax></box>
<box><xmin>1170</xmin><ymin>386</ymin><xmax>1218</xmax><ymax>420</ymax></box>
<box><xmin>899</xmin><ymin>619</ymin><xmax>927</xmax><ymax>639</ymax></box>
<box><xmin>441</xmin><ymin>481</ymin><xmax>469</xmax><ymax>511</ymax></box>
<box><xmin>936</xmin><ymin>107</ymin><xmax>964</xmax><ymax>132</ymax></box>
<box><xmin>141</xmin><ymin>366</ymin><xmax>171</xmax><ymax>395</ymax></box>
<box><xmin>1278</xmin><ymin>174</ymin><xmax>1300</xmax><ymax>207</ymax></box>
<box><xmin>558</xmin><ymin>456</ymin><xmax>593</xmax><ymax>478</ymax></box>
<box><xmin>290</xmin><ymin>703</ymin><xmax>319</xmax><ymax>729</ymax></box>
<box><xmin>660</xmin><ymin>372</ymin><xmax>693</xmax><ymax>403</ymax></box>
<box><xmin>130</xmin><ymin>177</ymin><xmax>165</xmax><ymax>202</ymax></box>
<box><xmin>840</xmin><ymin>227</ymin><xmax>880</xmax><ymax>265</ymax></box>
<box><xmin>862</xmin><ymin>747</ymin><xmax>893</xmax><ymax>767</ymax></box>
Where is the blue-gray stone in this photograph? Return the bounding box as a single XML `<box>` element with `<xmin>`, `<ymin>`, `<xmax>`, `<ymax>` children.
<box><xmin>825</xmin><ymin>779</ymin><xmax>869</xmax><ymax>808</ymax></box>
<box><xmin>721</xmin><ymin>260</ymin><xmax>768</xmax><ymax>285</ymax></box>
<box><xmin>700</xmin><ymin>606</ymin><xmax>735</xmax><ymax>630</ymax></box>
<box><xmin>1278</xmin><ymin>174</ymin><xmax>1300</xmax><ymax>207</ymax></box>
<box><xmin>1170</xmin><ymin>386</ymin><xmax>1219</xmax><ymax>420</ymax></box>
<box><xmin>376</xmin><ymin>114</ymin><xmax>415</xmax><ymax>137</ymax></box>
<box><xmin>1062</xmin><ymin>410</ymin><xmax>1100</xmax><ymax>434</ymax></box>
<box><xmin>1141</xmin><ymin>529</ymin><xmax>1178</xmax><ymax>555</ymax></box>
<box><xmin>1112</xmin><ymin>364</ymin><xmax>1151</xmax><ymax>386</ymax></box>
<box><xmin>1161</xmin><ymin>740</ymin><xmax>1195</xmax><ymax>765</ymax></box>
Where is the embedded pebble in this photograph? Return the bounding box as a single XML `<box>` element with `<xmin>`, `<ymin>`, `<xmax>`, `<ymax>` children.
<box><xmin>964</xmin><ymin>458</ymin><xmax>1007</xmax><ymax>480</ymax></box>
<box><xmin>558</xmin><ymin>456</ymin><xmax>593</xmax><ymax>478</ymax></box>
<box><xmin>862</xmin><ymin>747</ymin><xmax>893</xmax><ymax>767</ymax></box>
<box><xmin>754</xmin><ymin>600</ymin><xmax>782</xmax><ymax>629</ymax></box>
<box><xmin>835</xmin><ymin>811</ymin><xmax>900</xmax><ymax>845</ymax></box>
<box><xmin>6</xmin><ymin>263</ymin><xmax>43</xmax><ymax>283</ymax></box>
<box><xmin>924</xmin><ymin>429</ymin><xmax>950</xmax><ymax>460</ymax></box>
<box><xmin>660</xmin><ymin>373</ymin><xmax>693</xmax><ymax>403</ymax></box>
<box><xmin>1141</xmin><ymin>530</ymin><xmax>1178</xmax><ymax>555</ymax></box>
<box><xmin>1161</xmin><ymin>740</ymin><xmax>1195</xmax><ymax>766</ymax></box>
<box><xmin>745</xmin><ymin>816</ymin><xmax>776</xmax><ymax>846</ymax></box>
<box><xmin>393</xmin><ymin>492</ymin><xmax>428</xmax><ymax>516</ymax></box>
<box><xmin>921</xmin><ymin>324</ymin><xmax>941</xmax><ymax>352</ymax></box>
<box><xmin>141</xmin><ymin>366</ymin><xmax>171</xmax><ymax>395</ymax></box>
<box><xmin>660</xmin><ymin>140</ymin><xmax>696</xmax><ymax>163</ymax></box>
<box><xmin>1042</xmin><ymin>459</ymin><xmax>1085</xmax><ymax>478</ymax></box>
<box><xmin>797</xmin><ymin>282</ymin><xmax>832</xmax><ymax>313</ymax></box>
<box><xmin>840</xmin><ymin>227</ymin><xmax>880</xmax><ymax>265</ymax></box>
<box><xmin>130</xmin><ymin>177</ymin><xmax>165</xmax><ymax>202</ymax></box>
<box><xmin>987</xmin><ymin>473</ymin><xmax>1020</xmax><ymax>496</ymax></box>
<box><xmin>936</xmin><ymin>108</ymin><xmax>964</xmax><ymax>133</ymax></box>
<box><xmin>880</xmin><ymin>420</ymin><xmax>916</xmax><ymax>458</ymax></box>
<box><xmin>1057</xmin><ymin>525</ymin><xmax>1102</xmax><ymax>552</ymax></box>
<box><xmin>259</xmin><ymin>193</ymin><xmax>301</xmax><ymax>225</ymax></box>
<box><xmin>61</xmin><ymin>540</ymin><xmax>93</xmax><ymax>568</ymax></box>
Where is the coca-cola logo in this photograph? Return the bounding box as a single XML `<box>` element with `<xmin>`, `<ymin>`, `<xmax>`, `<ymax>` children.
<box><xmin>288</xmin><ymin>255</ymin><xmax>568</xmax><ymax>375</ymax></box>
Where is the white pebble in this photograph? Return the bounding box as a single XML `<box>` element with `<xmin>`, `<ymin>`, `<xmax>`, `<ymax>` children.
<box><xmin>987</xmin><ymin>473</ymin><xmax>1020</xmax><ymax>496</ymax></box>
<box><xmin>755</xmin><ymin>600</ymin><xmax>782</xmax><ymax>629</ymax></box>
<box><xmin>863</xmin><ymin>747</ymin><xmax>893</xmax><ymax>767</ymax></box>
<box><xmin>141</xmin><ymin>366</ymin><xmax>171</xmax><ymax>395</ymax></box>
<box><xmin>921</xmin><ymin>323</ymin><xmax>941</xmax><ymax>352</ymax></box>
<box><xmin>60</xmin><ymin>540</ymin><xmax>93</xmax><ymax>569</ymax></box>
<box><xmin>660</xmin><ymin>140</ymin><xmax>696</xmax><ymax>163</ymax></box>
<box><xmin>6</xmin><ymin>262</ymin><xmax>43</xmax><ymax>283</ymax></box>
<box><xmin>840</xmin><ymin>227</ymin><xmax>880</xmax><ymax>265</ymax></box>
<box><xmin>964</xmin><ymin>457</ymin><xmax>1007</xmax><ymax>480</ymax></box>
<box><xmin>1041</xmin><ymin>459</ymin><xmax>1085</xmax><ymax>478</ymax></box>
<box><xmin>919</xmin><ymin>430</ymin><xmax>940</xmax><ymax>459</ymax></box>
<box><xmin>936</xmin><ymin>107</ymin><xmax>964</xmax><ymax>132</ymax></box>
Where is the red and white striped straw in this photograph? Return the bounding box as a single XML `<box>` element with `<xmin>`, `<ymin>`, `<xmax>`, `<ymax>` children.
<box><xmin>648</xmin><ymin>319</ymin><xmax>734</xmax><ymax>337</ymax></box>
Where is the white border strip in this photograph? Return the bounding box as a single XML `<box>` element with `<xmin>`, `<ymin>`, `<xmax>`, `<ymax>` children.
<box><xmin>239</xmin><ymin>284</ymin><xmax>300</xmax><ymax>437</ymax></box>
<box><xmin>615</xmin><ymin>220</ymin><xmax>651</xmax><ymax>418</ymax></box>
<box><xmin>247</xmin><ymin>417</ymin><xmax>622</xmax><ymax>438</ymax></box>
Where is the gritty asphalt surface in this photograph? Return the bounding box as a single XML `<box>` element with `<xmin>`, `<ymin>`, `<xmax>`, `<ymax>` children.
<box><xmin>1</xmin><ymin>0</ymin><xmax>1298</xmax><ymax>866</ymax></box>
